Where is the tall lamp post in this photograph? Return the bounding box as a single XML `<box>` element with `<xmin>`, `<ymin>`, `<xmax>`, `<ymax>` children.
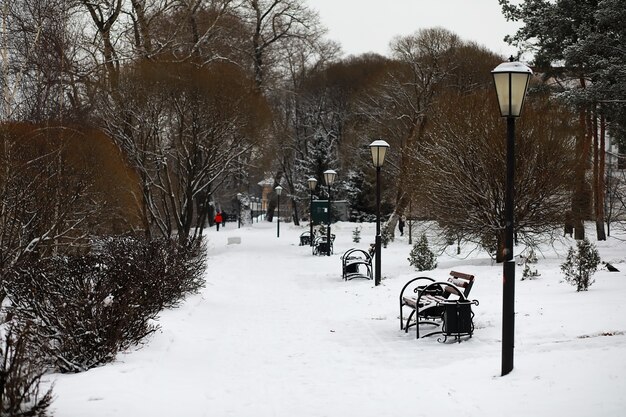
<box><xmin>307</xmin><ymin>177</ymin><xmax>318</xmax><ymax>247</ymax></box>
<box><xmin>323</xmin><ymin>170</ymin><xmax>337</xmax><ymax>256</ymax></box>
<box><xmin>275</xmin><ymin>186</ymin><xmax>283</xmax><ymax>238</ymax></box>
<box><xmin>236</xmin><ymin>193</ymin><xmax>242</xmax><ymax>228</ymax></box>
<box><xmin>369</xmin><ymin>140</ymin><xmax>390</xmax><ymax>286</ymax></box>
<box><xmin>492</xmin><ymin>59</ymin><xmax>533</xmax><ymax>376</ymax></box>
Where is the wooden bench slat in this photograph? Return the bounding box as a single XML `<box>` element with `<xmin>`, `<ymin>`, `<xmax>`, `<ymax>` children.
<box><xmin>448</xmin><ymin>278</ymin><xmax>468</xmax><ymax>287</ymax></box>
<box><xmin>450</xmin><ymin>271</ymin><xmax>474</xmax><ymax>281</ymax></box>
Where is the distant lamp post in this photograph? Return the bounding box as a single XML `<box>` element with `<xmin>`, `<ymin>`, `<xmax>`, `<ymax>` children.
<box><xmin>323</xmin><ymin>170</ymin><xmax>337</xmax><ymax>256</ymax></box>
<box><xmin>307</xmin><ymin>177</ymin><xmax>318</xmax><ymax>247</ymax></box>
<box><xmin>236</xmin><ymin>193</ymin><xmax>242</xmax><ymax>228</ymax></box>
<box><xmin>369</xmin><ymin>140</ymin><xmax>390</xmax><ymax>286</ymax></box>
<box><xmin>250</xmin><ymin>197</ymin><xmax>254</xmax><ymax>223</ymax></box>
<box><xmin>275</xmin><ymin>186</ymin><xmax>283</xmax><ymax>238</ymax></box>
<box><xmin>492</xmin><ymin>59</ymin><xmax>533</xmax><ymax>376</ymax></box>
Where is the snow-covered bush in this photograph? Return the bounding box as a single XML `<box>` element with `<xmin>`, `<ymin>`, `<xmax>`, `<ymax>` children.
<box><xmin>0</xmin><ymin>323</ymin><xmax>53</xmax><ymax>416</ymax></box>
<box><xmin>98</xmin><ymin>237</ymin><xmax>207</xmax><ymax>311</ymax></box>
<box><xmin>560</xmin><ymin>238</ymin><xmax>601</xmax><ymax>291</ymax></box>
<box><xmin>408</xmin><ymin>234</ymin><xmax>438</xmax><ymax>271</ymax></box>
<box><xmin>6</xmin><ymin>254</ymin><xmax>159</xmax><ymax>372</ymax></box>
<box><xmin>5</xmin><ymin>237</ymin><xmax>206</xmax><ymax>373</ymax></box>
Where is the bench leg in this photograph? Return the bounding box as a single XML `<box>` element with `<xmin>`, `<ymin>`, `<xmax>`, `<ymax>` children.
<box><xmin>405</xmin><ymin>310</ymin><xmax>416</xmax><ymax>333</ymax></box>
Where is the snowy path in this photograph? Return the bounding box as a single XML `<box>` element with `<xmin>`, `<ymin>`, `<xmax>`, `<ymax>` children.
<box><xmin>49</xmin><ymin>222</ymin><xmax>626</xmax><ymax>417</ymax></box>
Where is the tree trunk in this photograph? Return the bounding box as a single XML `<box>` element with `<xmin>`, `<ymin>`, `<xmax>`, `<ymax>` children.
<box><xmin>291</xmin><ymin>196</ymin><xmax>300</xmax><ymax>226</ymax></box>
<box><xmin>596</xmin><ymin>113</ymin><xmax>607</xmax><ymax>240</ymax></box>
<box><xmin>572</xmin><ymin>105</ymin><xmax>592</xmax><ymax>239</ymax></box>
<box><xmin>265</xmin><ymin>172</ymin><xmax>283</xmax><ymax>222</ymax></box>
<box><xmin>383</xmin><ymin>116</ymin><xmax>427</xmax><ymax>240</ymax></box>
<box><xmin>496</xmin><ymin>231</ymin><xmax>505</xmax><ymax>263</ymax></box>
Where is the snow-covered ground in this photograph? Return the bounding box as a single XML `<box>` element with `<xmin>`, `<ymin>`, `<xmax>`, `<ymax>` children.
<box><xmin>47</xmin><ymin>220</ymin><xmax>626</xmax><ymax>417</ymax></box>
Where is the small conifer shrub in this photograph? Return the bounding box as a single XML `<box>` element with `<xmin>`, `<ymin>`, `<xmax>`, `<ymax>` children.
<box><xmin>352</xmin><ymin>227</ymin><xmax>361</xmax><ymax>243</ymax></box>
<box><xmin>408</xmin><ymin>234</ymin><xmax>438</xmax><ymax>271</ymax></box>
<box><xmin>521</xmin><ymin>247</ymin><xmax>540</xmax><ymax>280</ymax></box>
<box><xmin>560</xmin><ymin>238</ymin><xmax>601</xmax><ymax>291</ymax></box>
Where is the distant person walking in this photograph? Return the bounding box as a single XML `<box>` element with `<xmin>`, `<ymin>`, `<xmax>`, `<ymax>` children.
<box><xmin>398</xmin><ymin>216</ymin><xmax>405</xmax><ymax>236</ymax></box>
<box><xmin>215</xmin><ymin>211</ymin><xmax>223</xmax><ymax>231</ymax></box>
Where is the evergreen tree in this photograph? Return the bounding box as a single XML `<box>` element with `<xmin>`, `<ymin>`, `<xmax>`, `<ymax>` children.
<box><xmin>408</xmin><ymin>234</ymin><xmax>438</xmax><ymax>271</ymax></box>
<box><xmin>500</xmin><ymin>0</ymin><xmax>626</xmax><ymax>240</ymax></box>
<box><xmin>560</xmin><ymin>238</ymin><xmax>601</xmax><ymax>291</ymax></box>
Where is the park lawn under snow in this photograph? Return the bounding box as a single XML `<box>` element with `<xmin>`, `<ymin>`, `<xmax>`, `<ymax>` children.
<box><xmin>46</xmin><ymin>220</ymin><xmax>626</xmax><ymax>417</ymax></box>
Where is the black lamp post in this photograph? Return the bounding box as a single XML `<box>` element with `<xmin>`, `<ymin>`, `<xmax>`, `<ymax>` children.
<box><xmin>275</xmin><ymin>186</ymin><xmax>283</xmax><ymax>238</ymax></box>
<box><xmin>492</xmin><ymin>60</ymin><xmax>533</xmax><ymax>376</ymax></box>
<box><xmin>369</xmin><ymin>140</ymin><xmax>390</xmax><ymax>286</ymax></box>
<box><xmin>236</xmin><ymin>193</ymin><xmax>242</xmax><ymax>228</ymax></box>
<box><xmin>307</xmin><ymin>177</ymin><xmax>318</xmax><ymax>247</ymax></box>
<box><xmin>323</xmin><ymin>169</ymin><xmax>337</xmax><ymax>256</ymax></box>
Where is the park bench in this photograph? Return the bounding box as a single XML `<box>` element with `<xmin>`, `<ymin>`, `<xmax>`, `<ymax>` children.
<box><xmin>341</xmin><ymin>248</ymin><xmax>373</xmax><ymax>280</ymax></box>
<box><xmin>399</xmin><ymin>271</ymin><xmax>478</xmax><ymax>342</ymax></box>
<box><xmin>313</xmin><ymin>234</ymin><xmax>335</xmax><ymax>256</ymax></box>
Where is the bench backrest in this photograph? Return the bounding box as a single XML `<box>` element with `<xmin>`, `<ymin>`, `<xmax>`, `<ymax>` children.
<box><xmin>341</xmin><ymin>248</ymin><xmax>371</xmax><ymax>264</ymax></box>
<box><xmin>446</xmin><ymin>271</ymin><xmax>475</xmax><ymax>297</ymax></box>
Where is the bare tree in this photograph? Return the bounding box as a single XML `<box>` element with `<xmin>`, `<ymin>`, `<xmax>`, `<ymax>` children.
<box><xmin>2</xmin><ymin>0</ymin><xmax>87</xmax><ymax>122</ymax></box>
<box><xmin>101</xmin><ymin>61</ymin><xmax>270</xmax><ymax>243</ymax></box>
<box><xmin>356</xmin><ymin>28</ymin><xmax>465</xmax><ymax>239</ymax></box>
<box><xmin>0</xmin><ymin>123</ymin><xmax>143</xmax><ymax>307</ymax></box>
<box><xmin>236</xmin><ymin>0</ymin><xmax>325</xmax><ymax>91</ymax></box>
<box><xmin>418</xmin><ymin>91</ymin><xmax>579</xmax><ymax>260</ymax></box>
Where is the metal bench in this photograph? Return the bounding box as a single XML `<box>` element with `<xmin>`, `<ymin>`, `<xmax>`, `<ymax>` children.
<box><xmin>313</xmin><ymin>234</ymin><xmax>335</xmax><ymax>256</ymax></box>
<box><xmin>299</xmin><ymin>231</ymin><xmax>312</xmax><ymax>246</ymax></box>
<box><xmin>340</xmin><ymin>248</ymin><xmax>373</xmax><ymax>280</ymax></box>
<box><xmin>399</xmin><ymin>271</ymin><xmax>478</xmax><ymax>342</ymax></box>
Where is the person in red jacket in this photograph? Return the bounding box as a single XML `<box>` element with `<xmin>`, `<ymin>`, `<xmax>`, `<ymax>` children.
<box><xmin>214</xmin><ymin>211</ymin><xmax>223</xmax><ymax>231</ymax></box>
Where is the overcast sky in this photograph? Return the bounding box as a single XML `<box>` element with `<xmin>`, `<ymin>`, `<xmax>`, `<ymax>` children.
<box><xmin>311</xmin><ymin>0</ymin><xmax>522</xmax><ymax>59</ymax></box>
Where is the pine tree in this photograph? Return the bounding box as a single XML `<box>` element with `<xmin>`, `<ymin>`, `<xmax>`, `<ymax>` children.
<box><xmin>521</xmin><ymin>247</ymin><xmax>540</xmax><ymax>280</ymax></box>
<box><xmin>560</xmin><ymin>238</ymin><xmax>601</xmax><ymax>291</ymax></box>
<box><xmin>408</xmin><ymin>234</ymin><xmax>438</xmax><ymax>271</ymax></box>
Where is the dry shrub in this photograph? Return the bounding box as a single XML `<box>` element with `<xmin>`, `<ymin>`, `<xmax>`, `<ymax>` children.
<box><xmin>0</xmin><ymin>323</ymin><xmax>53</xmax><ymax>416</ymax></box>
<box><xmin>5</xmin><ymin>236</ymin><xmax>206</xmax><ymax>373</ymax></box>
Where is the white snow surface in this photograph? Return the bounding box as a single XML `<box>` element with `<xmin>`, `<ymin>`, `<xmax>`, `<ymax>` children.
<box><xmin>47</xmin><ymin>221</ymin><xmax>626</xmax><ymax>417</ymax></box>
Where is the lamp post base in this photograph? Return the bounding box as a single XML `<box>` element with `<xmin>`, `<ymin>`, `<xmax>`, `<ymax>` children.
<box><xmin>502</xmin><ymin>259</ymin><xmax>515</xmax><ymax>375</ymax></box>
<box><xmin>375</xmin><ymin>234</ymin><xmax>381</xmax><ymax>285</ymax></box>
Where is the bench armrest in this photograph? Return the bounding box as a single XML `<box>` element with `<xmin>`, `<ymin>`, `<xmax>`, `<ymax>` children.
<box><xmin>399</xmin><ymin>277</ymin><xmax>435</xmax><ymax>304</ymax></box>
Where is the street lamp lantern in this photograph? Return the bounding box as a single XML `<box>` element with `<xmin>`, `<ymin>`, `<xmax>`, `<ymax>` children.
<box><xmin>323</xmin><ymin>169</ymin><xmax>337</xmax><ymax>187</ymax></box>
<box><xmin>492</xmin><ymin>61</ymin><xmax>533</xmax><ymax>117</ymax></box>
<box><xmin>369</xmin><ymin>139</ymin><xmax>390</xmax><ymax>167</ymax></box>
<box><xmin>369</xmin><ymin>140</ymin><xmax>390</xmax><ymax>286</ymax></box>
<box><xmin>323</xmin><ymin>170</ymin><xmax>337</xmax><ymax>256</ymax></box>
<box><xmin>491</xmin><ymin>59</ymin><xmax>532</xmax><ymax>377</ymax></box>
<box><xmin>275</xmin><ymin>186</ymin><xmax>283</xmax><ymax>238</ymax></box>
<box><xmin>307</xmin><ymin>177</ymin><xmax>318</xmax><ymax>248</ymax></box>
